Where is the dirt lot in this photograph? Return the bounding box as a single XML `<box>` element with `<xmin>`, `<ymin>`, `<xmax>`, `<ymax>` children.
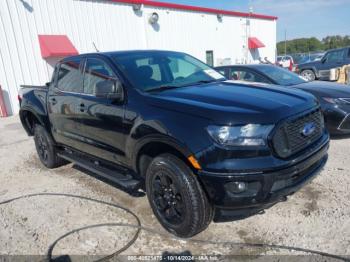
<box><xmin>0</xmin><ymin>115</ymin><xmax>349</xmax><ymax>260</ymax></box>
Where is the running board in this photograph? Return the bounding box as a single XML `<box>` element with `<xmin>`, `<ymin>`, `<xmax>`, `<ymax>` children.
<box><xmin>57</xmin><ymin>151</ymin><xmax>142</xmax><ymax>191</ymax></box>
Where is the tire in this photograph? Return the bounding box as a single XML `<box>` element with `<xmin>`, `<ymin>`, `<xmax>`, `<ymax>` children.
<box><xmin>301</xmin><ymin>69</ymin><xmax>316</xmax><ymax>81</ymax></box>
<box><xmin>33</xmin><ymin>125</ymin><xmax>67</xmax><ymax>168</ymax></box>
<box><xmin>145</xmin><ymin>153</ymin><xmax>213</xmax><ymax>238</ymax></box>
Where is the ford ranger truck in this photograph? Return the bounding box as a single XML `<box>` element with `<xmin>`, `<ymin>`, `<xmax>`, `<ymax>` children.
<box><xmin>19</xmin><ymin>50</ymin><xmax>329</xmax><ymax>237</ymax></box>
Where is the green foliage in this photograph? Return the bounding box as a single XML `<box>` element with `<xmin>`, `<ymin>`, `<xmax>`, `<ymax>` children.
<box><xmin>277</xmin><ymin>35</ymin><xmax>350</xmax><ymax>55</ymax></box>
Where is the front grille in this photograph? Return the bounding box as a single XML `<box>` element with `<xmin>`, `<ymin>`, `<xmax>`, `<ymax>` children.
<box><xmin>272</xmin><ymin>109</ymin><xmax>324</xmax><ymax>158</ymax></box>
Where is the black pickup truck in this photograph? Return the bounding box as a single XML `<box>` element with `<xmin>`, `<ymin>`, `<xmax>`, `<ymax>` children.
<box><xmin>19</xmin><ymin>50</ymin><xmax>329</xmax><ymax>237</ymax></box>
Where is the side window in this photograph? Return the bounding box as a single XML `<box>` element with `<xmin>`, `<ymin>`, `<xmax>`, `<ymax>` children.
<box><xmin>230</xmin><ymin>69</ymin><xmax>269</xmax><ymax>83</ymax></box>
<box><xmin>326</xmin><ymin>50</ymin><xmax>346</xmax><ymax>63</ymax></box>
<box><xmin>83</xmin><ymin>58</ymin><xmax>115</xmax><ymax>95</ymax></box>
<box><xmin>57</xmin><ymin>58</ymin><xmax>83</xmax><ymax>93</ymax></box>
<box><xmin>230</xmin><ymin>70</ymin><xmax>245</xmax><ymax>80</ymax></box>
<box><xmin>216</xmin><ymin>68</ymin><xmax>227</xmax><ymax>78</ymax></box>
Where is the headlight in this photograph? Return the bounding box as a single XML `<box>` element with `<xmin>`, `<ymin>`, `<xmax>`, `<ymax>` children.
<box><xmin>207</xmin><ymin>124</ymin><xmax>274</xmax><ymax>147</ymax></box>
<box><xmin>323</xmin><ymin>97</ymin><xmax>350</xmax><ymax>105</ymax></box>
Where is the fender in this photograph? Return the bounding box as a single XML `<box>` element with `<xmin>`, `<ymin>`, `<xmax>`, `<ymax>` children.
<box><xmin>311</xmin><ymin>66</ymin><xmax>320</xmax><ymax>78</ymax></box>
<box><xmin>130</xmin><ymin>133</ymin><xmax>192</xmax><ymax>173</ymax></box>
<box><xmin>300</xmin><ymin>67</ymin><xmax>319</xmax><ymax>78</ymax></box>
<box><xmin>19</xmin><ymin>89</ymin><xmax>51</xmax><ymax>135</ymax></box>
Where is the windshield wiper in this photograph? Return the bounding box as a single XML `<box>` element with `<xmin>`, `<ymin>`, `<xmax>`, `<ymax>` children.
<box><xmin>145</xmin><ymin>85</ymin><xmax>181</xmax><ymax>92</ymax></box>
<box><xmin>145</xmin><ymin>79</ymin><xmax>225</xmax><ymax>92</ymax></box>
<box><xmin>181</xmin><ymin>79</ymin><xmax>225</xmax><ymax>87</ymax></box>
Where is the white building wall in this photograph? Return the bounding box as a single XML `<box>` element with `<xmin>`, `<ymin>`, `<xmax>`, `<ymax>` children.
<box><xmin>0</xmin><ymin>0</ymin><xmax>276</xmax><ymax>115</ymax></box>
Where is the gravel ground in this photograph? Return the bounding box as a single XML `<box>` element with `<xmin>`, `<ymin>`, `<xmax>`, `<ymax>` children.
<box><xmin>0</xmin><ymin>115</ymin><xmax>349</xmax><ymax>260</ymax></box>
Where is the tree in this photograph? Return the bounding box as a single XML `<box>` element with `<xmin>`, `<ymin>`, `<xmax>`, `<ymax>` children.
<box><xmin>277</xmin><ymin>35</ymin><xmax>350</xmax><ymax>55</ymax></box>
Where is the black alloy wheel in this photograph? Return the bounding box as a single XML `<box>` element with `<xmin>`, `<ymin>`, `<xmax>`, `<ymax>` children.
<box><xmin>34</xmin><ymin>125</ymin><xmax>67</xmax><ymax>168</ymax></box>
<box><xmin>146</xmin><ymin>153</ymin><xmax>213</xmax><ymax>238</ymax></box>
<box><xmin>152</xmin><ymin>170</ymin><xmax>185</xmax><ymax>225</ymax></box>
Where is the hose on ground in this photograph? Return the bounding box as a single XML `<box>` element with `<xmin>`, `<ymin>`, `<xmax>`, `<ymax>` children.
<box><xmin>0</xmin><ymin>193</ymin><xmax>348</xmax><ymax>262</ymax></box>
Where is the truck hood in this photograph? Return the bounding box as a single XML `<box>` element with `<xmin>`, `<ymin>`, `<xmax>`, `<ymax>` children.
<box><xmin>146</xmin><ymin>81</ymin><xmax>318</xmax><ymax>125</ymax></box>
<box><xmin>295</xmin><ymin>81</ymin><xmax>350</xmax><ymax>98</ymax></box>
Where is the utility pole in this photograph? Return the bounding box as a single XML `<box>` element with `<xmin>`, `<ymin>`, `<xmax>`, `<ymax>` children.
<box><xmin>284</xmin><ymin>29</ymin><xmax>287</xmax><ymax>55</ymax></box>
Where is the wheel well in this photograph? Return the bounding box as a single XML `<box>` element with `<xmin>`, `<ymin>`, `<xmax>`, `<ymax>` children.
<box><xmin>136</xmin><ymin>142</ymin><xmax>194</xmax><ymax>177</ymax></box>
<box><xmin>301</xmin><ymin>68</ymin><xmax>315</xmax><ymax>74</ymax></box>
<box><xmin>20</xmin><ymin>111</ymin><xmax>41</xmax><ymax>136</ymax></box>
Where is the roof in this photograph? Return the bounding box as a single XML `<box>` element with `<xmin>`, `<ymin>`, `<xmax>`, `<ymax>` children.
<box><xmin>61</xmin><ymin>49</ymin><xmax>184</xmax><ymax>61</ymax></box>
<box><xmin>215</xmin><ymin>64</ymin><xmax>274</xmax><ymax>70</ymax></box>
<box><xmin>38</xmin><ymin>35</ymin><xmax>78</xmax><ymax>58</ymax></box>
<box><xmin>109</xmin><ymin>0</ymin><xmax>278</xmax><ymax>20</ymax></box>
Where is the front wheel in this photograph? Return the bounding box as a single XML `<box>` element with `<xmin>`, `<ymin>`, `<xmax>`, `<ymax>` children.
<box><xmin>146</xmin><ymin>154</ymin><xmax>213</xmax><ymax>238</ymax></box>
<box><xmin>301</xmin><ymin>69</ymin><xmax>316</xmax><ymax>81</ymax></box>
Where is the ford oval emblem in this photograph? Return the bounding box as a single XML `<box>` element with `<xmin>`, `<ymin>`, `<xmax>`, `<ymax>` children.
<box><xmin>302</xmin><ymin>122</ymin><xmax>316</xmax><ymax>137</ymax></box>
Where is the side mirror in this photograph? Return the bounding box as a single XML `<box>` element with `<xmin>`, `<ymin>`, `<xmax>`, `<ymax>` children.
<box><xmin>95</xmin><ymin>79</ymin><xmax>124</xmax><ymax>101</ymax></box>
<box><xmin>321</xmin><ymin>57</ymin><xmax>327</xmax><ymax>63</ymax></box>
<box><xmin>45</xmin><ymin>82</ymin><xmax>51</xmax><ymax>87</ymax></box>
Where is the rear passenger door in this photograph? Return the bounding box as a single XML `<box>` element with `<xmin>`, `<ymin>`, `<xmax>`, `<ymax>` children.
<box><xmin>48</xmin><ymin>57</ymin><xmax>87</xmax><ymax>150</ymax></box>
<box><xmin>78</xmin><ymin>57</ymin><xmax>127</xmax><ymax>165</ymax></box>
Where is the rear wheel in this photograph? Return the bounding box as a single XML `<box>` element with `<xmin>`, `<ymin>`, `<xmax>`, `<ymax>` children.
<box><xmin>145</xmin><ymin>153</ymin><xmax>213</xmax><ymax>238</ymax></box>
<box><xmin>34</xmin><ymin>125</ymin><xmax>67</xmax><ymax>168</ymax></box>
<box><xmin>301</xmin><ymin>69</ymin><xmax>316</xmax><ymax>81</ymax></box>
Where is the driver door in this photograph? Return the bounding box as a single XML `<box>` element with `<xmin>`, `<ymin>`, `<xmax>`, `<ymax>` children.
<box><xmin>78</xmin><ymin>57</ymin><xmax>127</xmax><ymax>165</ymax></box>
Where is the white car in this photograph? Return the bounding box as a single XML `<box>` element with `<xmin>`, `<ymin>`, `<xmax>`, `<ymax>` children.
<box><xmin>276</xmin><ymin>55</ymin><xmax>294</xmax><ymax>69</ymax></box>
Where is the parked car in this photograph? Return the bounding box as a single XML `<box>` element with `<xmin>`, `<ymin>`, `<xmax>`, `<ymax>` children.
<box><xmin>276</xmin><ymin>55</ymin><xmax>294</xmax><ymax>70</ymax></box>
<box><xmin>215</xmin><ymin>64</ymin><xmax>350</xmax><ymax>135</ymax></box>
<box><xmin>19</xmin><ymin>50</ymin><xmax>329</xmax><ymax>237</ymax></box>
<box><xmin>297</xmin><ymin>47</ymin><xmax>350</xmax><ymax>81</ymax></box>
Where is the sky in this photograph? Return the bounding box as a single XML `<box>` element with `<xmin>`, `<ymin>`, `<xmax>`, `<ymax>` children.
<box><xmin>155</xmin><ymin>0</ymin><xmax>350</xmax><ymax>42</ymax></box>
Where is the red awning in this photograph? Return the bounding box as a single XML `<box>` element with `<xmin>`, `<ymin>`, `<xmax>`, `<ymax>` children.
<box><xmin>248</xmin><ymin>37</ymin><xmax>265</xmax><ymax>49</ymax></box>
<box><xmin>38</xmin><ymin>35</ymin><xmax>78</xmax><ymax>58</ymax></box>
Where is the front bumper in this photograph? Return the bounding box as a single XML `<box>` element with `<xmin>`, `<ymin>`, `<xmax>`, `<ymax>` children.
<box><xmin>198</xmin><ymin>137</ymin><xmax>329</xmax><ymax>222</ymax></box>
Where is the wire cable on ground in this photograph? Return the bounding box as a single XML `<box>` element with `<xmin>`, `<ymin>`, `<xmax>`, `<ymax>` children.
<box><xmin>0</xmin><ymin>193</ymin><xmax>348</xmax><ymax>262</ymax></box>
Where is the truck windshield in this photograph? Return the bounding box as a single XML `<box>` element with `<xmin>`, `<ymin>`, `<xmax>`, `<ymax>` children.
<box><xmin>112</xmin><ymin>52</ymin><xmax>226</xmax><ymax>92</ymax></box>
<box><xmin>259</xmin><ymin>66</ymin><xmax>306</xmax><ymax>86</ymax></box>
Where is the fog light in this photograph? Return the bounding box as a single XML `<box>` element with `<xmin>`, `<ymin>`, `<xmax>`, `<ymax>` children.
<box><xmin>228</xmin><ymin>182</ymin><xmax>247</xmax><ymax>193</ymax></box>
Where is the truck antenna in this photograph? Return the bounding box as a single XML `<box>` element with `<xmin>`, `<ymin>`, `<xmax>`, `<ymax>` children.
<box><xmin>93</xmin><ymin>42</ymin><xmax>99</xmax><ymax>52</ymax></box>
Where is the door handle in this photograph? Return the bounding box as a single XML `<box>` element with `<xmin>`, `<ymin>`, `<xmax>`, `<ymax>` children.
<box><xmin>79</xmin><ymin>103</ymin><xmax>86</xmax><ymax>112</ymax></box>
<box><xmin>50</xmin><ymin>98</ymin><xmax>57</xmax><ymax>105</ymax></box>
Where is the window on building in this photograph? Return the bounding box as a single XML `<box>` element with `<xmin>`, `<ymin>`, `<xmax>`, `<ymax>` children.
<box><xmin>57</xmin><ymin>58</ymin><xmax>83</xmax><ymax>93</ymax></box>
<box><xmin>206</xmin><ymin>51</ymin><xmax>214</xmax><ymax>67</ymax></box>
<box><xmin>83</xmin><ymin>58</ymin><xmax>115</xmax><ymax>95</ymax></box>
